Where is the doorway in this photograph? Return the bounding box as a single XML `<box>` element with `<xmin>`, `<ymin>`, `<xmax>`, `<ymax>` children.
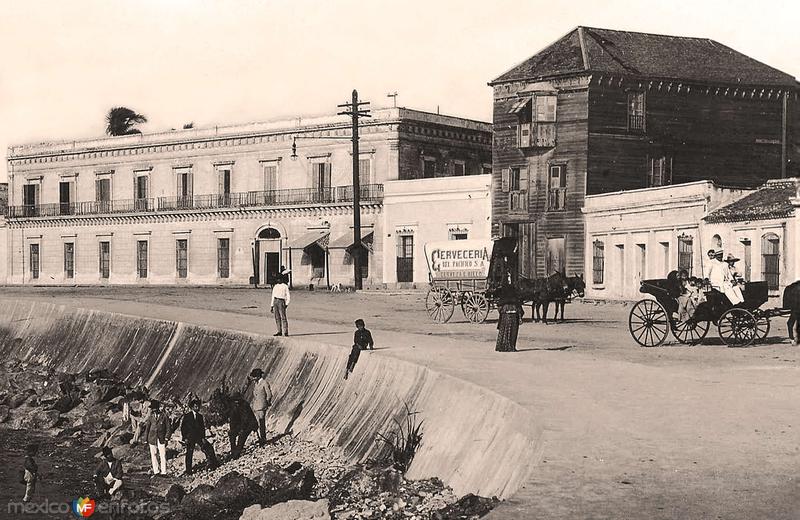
<box><xmin>255</xmin><ymin>227</ymin><xmax>282</xmax><ymax>286</ymax></box>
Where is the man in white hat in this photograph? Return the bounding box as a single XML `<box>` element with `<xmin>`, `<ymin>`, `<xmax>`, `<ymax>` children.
<box><xmin>270</xmin><ymin>270</ymin><xmax>291</xmax><ymax>336</ymax></box>
<box><xmin>705</xmin><ymin>249</ymin><xmax>743</xmax><ymax>305</ymax></box>
<box><xmin>724</xmin><ymin>253</ymin><xmax>745</xmax><ymax>304</ymax></box>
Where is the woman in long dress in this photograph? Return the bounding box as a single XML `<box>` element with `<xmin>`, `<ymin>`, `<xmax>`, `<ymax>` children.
<box><xmin>496</xmin><ymin>283</ymin><xmax>523</xmax><ymax>352</ymax></box>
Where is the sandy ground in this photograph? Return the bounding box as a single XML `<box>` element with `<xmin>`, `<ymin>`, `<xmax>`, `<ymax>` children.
<box><xmin>3</xmin><ymin>286</ymin><xmax>800</xmax><ymax>519</ymax></box>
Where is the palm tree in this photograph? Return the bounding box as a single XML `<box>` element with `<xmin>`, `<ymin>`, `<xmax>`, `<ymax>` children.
<box><xmin>105</xmin><ymin>107</ymin><xmax>147</xmax><ymax>136</ymax></box>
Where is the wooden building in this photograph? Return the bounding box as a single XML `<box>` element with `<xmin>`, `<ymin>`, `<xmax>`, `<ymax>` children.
<box><xmin>489</xmin><ymin>27</ymin><xmax>800</xmax><ymax>278</ymax></box>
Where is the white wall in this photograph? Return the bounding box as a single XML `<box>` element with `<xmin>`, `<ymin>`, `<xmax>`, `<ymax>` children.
<box><xmin>382</xmin><ymin>175</ymin><xmax>492</xmax><ymax>286</ymax></box>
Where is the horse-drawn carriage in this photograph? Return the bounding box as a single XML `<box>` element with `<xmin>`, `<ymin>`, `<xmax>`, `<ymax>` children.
<box><xmin>423</xmin><ymin>238</ymin><xmax>517</xmax><ymax>324</ymax></box>
<box><xmin>629</xmin><ymin>274</ymin><xmax>791</xmax><ymax>347</ymax></box>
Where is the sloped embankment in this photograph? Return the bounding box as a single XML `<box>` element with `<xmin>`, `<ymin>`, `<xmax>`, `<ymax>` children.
<box><xmin>0</xmin><ymin>298</ymin><xmax>540</xmax><ymax>499</ymax></box>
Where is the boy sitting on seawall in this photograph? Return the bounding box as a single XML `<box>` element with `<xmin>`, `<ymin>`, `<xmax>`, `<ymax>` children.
<box><xmin>344</xmin><ymin>319</ymin><xmax>374</xmax><ymax>380</ymax></box>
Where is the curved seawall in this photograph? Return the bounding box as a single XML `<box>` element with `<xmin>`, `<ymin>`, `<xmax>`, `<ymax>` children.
<box><xmin>0</xmin><ymin>299</ymin><xmax>540</xmax><ymax>499</ymax></box>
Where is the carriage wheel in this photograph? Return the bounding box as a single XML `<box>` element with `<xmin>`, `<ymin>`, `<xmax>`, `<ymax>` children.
<box><xmin>753</xmin><ymin>312</ymin><xmax>770</xmax><ymax>343</ymax></box>
<box><xmin>717</xmin><ymin>308</ymin><xmax>757</xmax><ymax>347</ymax></box>
<box><xmin>671</xmin><ymin>318</ymin><xmax>710</xmax><ymax>346</ymax></box>
<box><xmin>425</xmin><ymin>288</ymin><xmax>455</xmax><ymax>323</ymax></box>
<box><xmin>629</xmin><ymin>299</ymin><xmax>669</xmax><ymax>347</ymax></box>
<box><xmin>462</xmin><ymin>292</ymin><xmax>489</xmax><ymax>324</ymax></box>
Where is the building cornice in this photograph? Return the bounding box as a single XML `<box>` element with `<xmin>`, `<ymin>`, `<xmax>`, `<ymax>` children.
<box><xmin>5</xmin><ymin>202</ymin><xmax>383</xmax><ymax>229</ymax></box>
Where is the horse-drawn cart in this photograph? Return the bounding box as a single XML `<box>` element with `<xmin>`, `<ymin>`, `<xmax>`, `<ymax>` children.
<box><xmin>423</xmin><ymin>238</ymin><xmax>517</xmax><ymax>324</ymax></box>
<box><xmin>629</xmin><ymin>275</ymin><xmax>791</xmax><ymax>347</ymax></box>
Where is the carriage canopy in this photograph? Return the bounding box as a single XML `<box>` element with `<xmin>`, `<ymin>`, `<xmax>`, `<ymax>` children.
<box><xmin>424</xmin><ymin>240</ymin><xmax>493</xmax><ymax>282</ymax></box>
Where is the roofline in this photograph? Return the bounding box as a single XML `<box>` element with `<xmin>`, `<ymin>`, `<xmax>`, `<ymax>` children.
<box><xmin>488</xmin><ymin>26</ymin><xmax>582</xmax><ymax>85</ymax></box>
<box><xmin>489</xmin><ymin>25</ymin><xmax>799</xmax><ymax>88</ymax></box>
<box><xmin>8</xmin><ymin>106</ymin><xmax>491</xmax><ymax>159</ymax></box>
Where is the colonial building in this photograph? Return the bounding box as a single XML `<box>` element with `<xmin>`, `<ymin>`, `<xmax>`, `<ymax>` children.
<box><xmin>490</xmin><ymin>27</ymin><xmax>800</xmax><ymax>279</ymax></box>
<box><xmin>584</xmin><ymin>178</ymin><xmax>800</xmax><ymax>301</ymax></box>
<box><xmin>4</xmin><ymin>108</ymin><xmax>491</xmax><ymax>287</ymax></box>
<box><xmin>583</xmin><ymin>181</ymin><xmax>752</xmax><ymax>300</ymax></box>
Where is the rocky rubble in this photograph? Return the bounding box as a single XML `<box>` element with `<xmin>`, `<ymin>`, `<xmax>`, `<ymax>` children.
<box><xmin>0</xmin><ymin>357</ymin><xmax>500</xmax><ymax>520</ymax></box>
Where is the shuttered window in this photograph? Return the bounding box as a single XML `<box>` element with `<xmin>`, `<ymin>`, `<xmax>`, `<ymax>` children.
<box><xmin>99</xmin><ymin>241</ymin><xmax>110</xmax><ymax>279</ymax></box>
<box><xmin>677</xmin><ymin>236</ymin><xmax>693</xmax><ymax>275</ymax></box>
<box><xmin>359</xmin><ymin>158</ymin><xmax>371</xmax><ymax>186</ymax></box>
<box><xmin>176</xmin><ymin>239</ymin><xmax>188</xmax><ymax>278</ymax></box>
<box><xmin>137</xmin><ymin>241</ymin><xmax>148</xmax><ymax>278</ymax></box>
<box><xmin>218</xmin><ymin>238</ymin><xmax>230</xmax><ymax>278</ymax></box>
<box><xmin>176</xmin><ymin>169</ymin><xmax>193</xmax><ymax>207</ymax></box>
<box><xmin>761</xmin><ymin>233</ymin><xmax>780</xmax><ymax>290</ymax></box>
<box><xmin>648</xmin><ymin>156</ymin><xmax>672</xmax><ymax>187</ymax></box>
<box><xmin>592</xmin><ymin>240</ymin><xmax>605</xmax><ymax>284</ymax></box>
<box><xmin>64</xmin><ymin>243</ymin><xmax>75</xmax><ymax>279</ymax></box>
<box><xmin>30</xmin><ymin>244</ymin><xmax>40</xmax><ymax>279</ymax></box>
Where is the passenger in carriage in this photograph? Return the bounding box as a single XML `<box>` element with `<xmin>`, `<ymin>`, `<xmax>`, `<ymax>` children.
<box><xmin>704</xmin><ymin>249</ymin><xmax>744</xmax><ymax>306</ymax></box>
<box><xmin>676</xmin><ymin>270</ymin><xmax>705</xmax><ymax>322</ymax></box>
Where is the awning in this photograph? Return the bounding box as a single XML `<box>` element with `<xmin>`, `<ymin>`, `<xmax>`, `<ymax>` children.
<box><xmin>329</xmin><ymin>229</ymin><xmax>374</xmax><ymax>253</ymax></box>
<box><xmin>507</xmin><ymin>98</ymin><xmax>531</xmax><ymax>114</ymax></box>
<box><xmin>286</xmin><ymin>230</ymin><xmax>329</xmax><ymax>251</ymax></box>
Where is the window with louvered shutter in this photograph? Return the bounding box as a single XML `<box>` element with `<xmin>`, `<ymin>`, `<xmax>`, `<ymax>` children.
<box><xmin>761</xmin><ymin>233</ymin><xmax>780</xmax><ymax>290</ymax></box>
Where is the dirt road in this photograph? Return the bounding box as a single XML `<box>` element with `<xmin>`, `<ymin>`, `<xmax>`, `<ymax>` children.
<box><xmin>3</xmin><ymin>286</ymin><xmax>799</xmax><ymax>519</ymax></box>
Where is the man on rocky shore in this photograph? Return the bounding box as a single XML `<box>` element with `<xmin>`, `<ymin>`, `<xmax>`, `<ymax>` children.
<box><xmin>143</xmin><ymin>400</ymin><xmax>171</xmax><ymax>477</ymax></box>
<box><xmin>248</xmin><ymin>369</ymin><xmax>273</xmax><ymax>446</ymax></box>
<box><xmin>93</xmin><ymin>446</ymin><xmax>124</xmax><ymax>497</ymax></box>
<box><xmin>181</xmin><ymin>398</ymin><xmax>219</xmax><ymax>475</ymax></box>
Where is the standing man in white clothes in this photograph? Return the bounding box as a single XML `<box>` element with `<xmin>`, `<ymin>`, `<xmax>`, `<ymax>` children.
<box><xmin>270</xmin><ymin>269</ymin><xmax>291</xmax><ymax>336</ymax></box>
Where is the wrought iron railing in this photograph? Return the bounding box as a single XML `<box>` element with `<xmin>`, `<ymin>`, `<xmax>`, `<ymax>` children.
<box><xmin>628</xmin><ymin>114</ymin><xmax>645</xmax><ymax>132</ymax></box>
<box><xmin>6</xmin><ymin>184</ymin><xmax>384</xmax><ymax>218</ymax></box>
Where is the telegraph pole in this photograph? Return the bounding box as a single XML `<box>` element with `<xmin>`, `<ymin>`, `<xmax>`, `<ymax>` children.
<box><xmin>338</xmin><ymin>90</ymin><xmax>371</xmax><ymax>290</ymax></box>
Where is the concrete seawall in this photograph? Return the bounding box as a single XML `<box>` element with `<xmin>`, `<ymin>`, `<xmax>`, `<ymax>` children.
<box><xmin>0</xmin><ymin>299</ymin><xmax>540</xmax><ymax>499</ymax></box>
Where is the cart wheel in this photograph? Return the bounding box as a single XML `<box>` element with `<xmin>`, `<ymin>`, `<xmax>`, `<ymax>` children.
<box><xmin>671</xmin><ymin>318</ymin><xmax>710</xmax><ymax>346</ymax></box>
<box><xmin>629</xmin><ymin>299</ymin><xmax>669</xmax><ymax>347</ymax></box>
<box><xmin>462</xmin><ymin>292</ymin><xmax>489</xmax><ymax>324</ymax></box>
<box><xmin>753</xmin><ymin>312</ymin><xmax>770</xmax><ymax>343</ymax></box>
<box><xmin>426</xmin><ymin>288</ymin><xmax>455</xmax><ymax>323</ymax></box>
<box><xmin>717</xmin><ymin>308</ymin><xmax>757</xmax><ymax>347</ymax></box>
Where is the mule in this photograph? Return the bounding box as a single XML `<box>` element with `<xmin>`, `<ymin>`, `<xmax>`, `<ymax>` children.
<box><xmin>514</xmin><ymin>272</ymin><xmax>566</xmax><ymax>324</ymax></box>
<box><xmin>549</xmin><ymin>274</ymin><xmax>586</xmax><ymax>323</ymax></box>
<box><xmin>784</xmin><ymin>280</ymin><xmax>800</xmax><ymax>345</ymax></box>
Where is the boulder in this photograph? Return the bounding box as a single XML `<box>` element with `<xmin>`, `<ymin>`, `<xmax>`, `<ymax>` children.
<box><xmin>433</xmin><ymin>494</ymin><xmax>500</xmax><ymax>519</ymax></box>
<box><xmin>8</xmin><ymin>409</ymin><xmax>61</xmax><ymax>430</ymax></box>
<box><xmin>257</xmin><ymin>464</ymin><xmax>293</xmax><ymax>494</ymax></box>
<box><xmin>179</xmin><ymin>483</ymin><xmax>216</xmax><ymax>513</ymax></box>
<box><xmin>240</xmin><ymin>499</ymin><xmax>330</xmax><ymax>520</ymax></box>
<box><xmin>264</xmin><ymin>469</ymin><xmax>317</xmax><ymax>506</ymax></box>
<box><xmin>209</xmin><ymin>471</ymin><xmax>264</xmax><ymax>510</ymax></box>
<box><xmin>327</xmin><ymin>466</ymin><xmax>380</xmax><ymax>509</ymax></box>
<box><xmin>8</xmin><ymin>391</ymin><xmax>34</xmax><ymax>409</ymax></box>
<box><xmin>0</xmin><ymin>405</ymin><xmax>9</xmax><ymax>423</ymax></box>
<box><xmin>51</xmin><ymin>392</ymin><xmax>82</xmax><ymax>413</ymax></box>
<box><xmin>164</xmin><ymin>484</ymin><xmax>186</xmax><ymax>505</ymax></box>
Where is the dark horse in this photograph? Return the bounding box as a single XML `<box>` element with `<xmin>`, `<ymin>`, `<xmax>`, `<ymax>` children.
<box><xmin>784</xmin><ymin>280</ymin><xmax>800</xmax><ymax>345</ymax></box>
<box><xmin>514</xmin><ymin>272</ymin><xmax>584</xmax><ymax>324</ymax></box>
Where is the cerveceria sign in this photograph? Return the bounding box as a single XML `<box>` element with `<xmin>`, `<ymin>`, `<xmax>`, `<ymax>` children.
<box><xmin>424</xmin><ymin>240</ymin><xmax>492</xmax><ymax>281</ymax></box>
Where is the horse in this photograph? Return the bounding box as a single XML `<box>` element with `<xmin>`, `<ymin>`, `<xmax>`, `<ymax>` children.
<box><xmin>549</xmin><ymin>274</ymin><xmax>586</xmax><ymax>323</ymax></box>
<box><xmin>514</xmin><ymin>272</ymin><xmax>566</xmax><ymax>325</ymax></box>
<box><xmin>784</xmin><ymin>280</ymin><xmax>800</xmax><ymax>346</ymax></box>
<box><xmin>207</xmin><ymin>379</ymin><xmax>258</xmax><ymax>459</ymax></box>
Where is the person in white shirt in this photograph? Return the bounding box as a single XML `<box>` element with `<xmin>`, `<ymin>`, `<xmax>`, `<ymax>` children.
<box><xmin>704</xmin><ymin>249</ymin><xmax>743</xmax><ymax>305</ymax></box>
<box><xmin>270</xmin><ymin>270</ymin><xmax>291</xmax><ymax>336</ymax></box>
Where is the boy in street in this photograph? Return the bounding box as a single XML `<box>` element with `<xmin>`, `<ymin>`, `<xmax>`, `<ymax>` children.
<box><xmin>21</xmin><ymin>444</ymin><xmax>38</xmax><ymax>502</ymax></box>
<box><xmin>345</xmin><ymin>319</ymin><xmax>374</xmax><ymax>380</ymax></box>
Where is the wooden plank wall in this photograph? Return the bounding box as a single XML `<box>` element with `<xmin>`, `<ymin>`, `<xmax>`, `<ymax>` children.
<box><xmin>587</xmin><ymin>84</ymin><xmax>791</xmax><ymax>194</ymax></box>
<box><xmin>492</xmin><ymin>87</ymin><xmax>589</xmax><ymax>277</ymax></box>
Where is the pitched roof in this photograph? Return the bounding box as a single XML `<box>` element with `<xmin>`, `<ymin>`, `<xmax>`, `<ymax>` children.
<box><xmin>704</xmin><ymin>179</ymin><xmax>799</xmax><ymax>223</ymax></box>
<box><xmin>492</xmin><ymin>27</ymin><xmax>798</xmax><ymax>87</ymax></box>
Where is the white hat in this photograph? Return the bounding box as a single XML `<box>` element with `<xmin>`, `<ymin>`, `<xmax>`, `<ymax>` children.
<box><xmin>281</xmin><ymin>268</ymin><xmax>292</xmax><ymax>275</ymax></box>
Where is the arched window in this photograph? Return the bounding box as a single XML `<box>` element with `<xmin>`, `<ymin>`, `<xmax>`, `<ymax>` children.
<box><xmin>761</xmin><ymin>233</ymin><xmax>780</xmax><ymax>290</ymax></box>
<box><xmin>258</xmin><ymin>227</ymin><xmax>281</xmax><ymax>239</ymax></box>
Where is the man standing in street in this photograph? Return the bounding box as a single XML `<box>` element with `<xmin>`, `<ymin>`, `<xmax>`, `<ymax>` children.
<box><xmin>270</xmin><ymin>270</ymin><xmax>291</xmax><ymax>336</ymax></box>
<box><xmin>181</xmin><ymin>399</ymin><xmax>219</xmax><ymax>476</ymax></box>
<box><xmin>248</xmin><ymin>368</ymin><xmax>273</xmax><ymax>446</ymax></box>
<box><xmin>142</xmin><ymin>399</ymin><xmax>171</xmax><ymax>477</ymax></box>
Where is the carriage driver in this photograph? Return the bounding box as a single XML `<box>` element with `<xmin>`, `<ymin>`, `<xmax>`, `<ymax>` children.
<box><xmin>704</xmin><ymin>249</ymin><xmax>744</xmax><ymax>306</ymax></box>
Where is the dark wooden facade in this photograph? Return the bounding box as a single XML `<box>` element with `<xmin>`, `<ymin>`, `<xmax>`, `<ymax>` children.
<box><xmin>490</xmin><ymin>27</ymin><xmax>799</xmax><ymax>279</ymax></box>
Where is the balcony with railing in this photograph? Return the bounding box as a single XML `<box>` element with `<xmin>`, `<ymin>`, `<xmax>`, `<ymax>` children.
<box><xmin>5</xmin><ymin>184</ymin><xmax>384</xmax><ymax>219</ymax></box>
<box><xmin>509</xmin><ymin>190</ymin><xmax>528</xmax><ymax>212</ymax></box>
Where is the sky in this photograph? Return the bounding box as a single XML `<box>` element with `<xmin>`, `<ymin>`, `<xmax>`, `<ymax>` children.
<box><xmin>1</xmin><ymin>0</ymin><xmax>798</xmax><ymax>182</ymax></box>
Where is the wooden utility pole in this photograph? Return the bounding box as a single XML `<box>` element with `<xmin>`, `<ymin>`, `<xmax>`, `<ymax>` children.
<box><xmin>338</xmin><ymin>90</ymin><xmax>371</xmax><ymax>290</ymax></box>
